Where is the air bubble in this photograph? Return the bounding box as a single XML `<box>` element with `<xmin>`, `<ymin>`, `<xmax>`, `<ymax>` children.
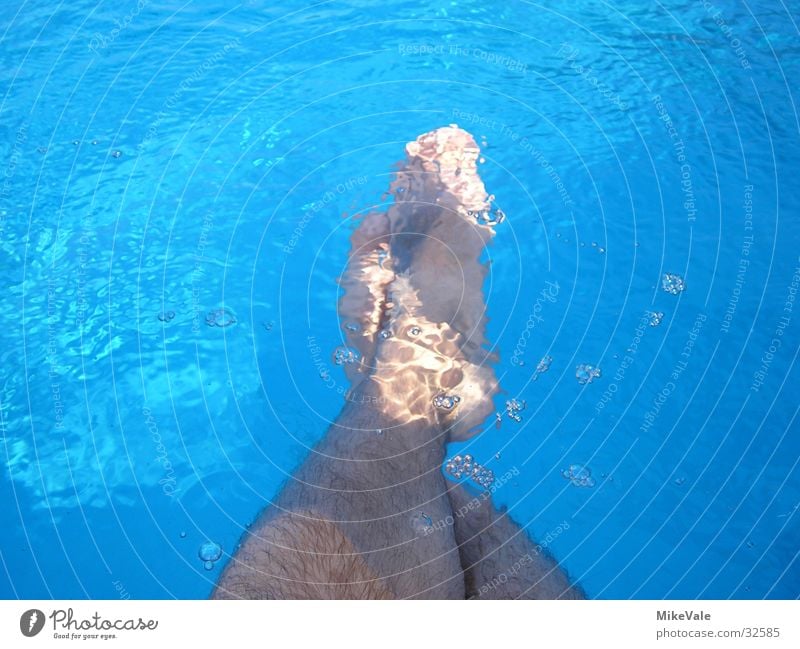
<box><xmin>344</xmin><ymin>322</ymin><xmax>360</xmax><ymax>332</ymax></box>
<box><xmin>532</xmin><ymin>355</ymin><xmax>552</xmax><ymax>380</ymax></box>
<box><xmin>445</xmin><ymin>454</ymin><xmax>495</xmax><ymax>488</ymax></box>
<box><xmin>474</xmin><ymin>208</ymin><xmax>505</xmax><ymax>226</ymax></box>
<box><xmin>474</xmin><ymin>468</ymin><xmax>495</xmax><ymax>489</ymax></box>
<box><xmin>205</xmin><ymin>307</ymin><xmax>236</xmax><ymax>327</ymax></box>
<box><xmin>379</xmin><ymin>328</ymin><xmax>393</xmax><ymax>340</ymax></box>
<box><xmin>203</xmin><ymin>561</ymin><xmax>214</xmax><ymax>570</ymax></box>
<box><xmin>433</xmin><ymin>394</ymin><xmax>461</xmax><ymax>411</ymax></box>
<box><xmin>575</xmin><ymin>364</ymin><xmax>601</xmax><ymax>385</ymax></box>
<box><xmin>504</xmin><ymin>398</ymin><xmax>526</xmax><ymax>422</ymax></box>
<box><xmin>408</xmin><ymin>325</ymin><xmax>422</xmax><ymax>337</ymax></box>
<box><xmin>332</xmin><ymin>346</ymin><xmax>359</xmax><ymax>365</ymax></box>
<box><xmin>158</xmin><ymin>310</ymin><xmax>175</xmax><ymax>323</ymax></box>
<box><xmin>562</xmin><ymin>464</ymin><xmax>595</xmax><ymax>488</ymax></box>
<box><xmin>198</xmin><ymin>541</ymin><xmax>222</xmax><ymax>563</ymax></box>
<box><xmin>661</xmin><ymin>273</ymin><xmax>686</xmax><ymax>295</ymax></box>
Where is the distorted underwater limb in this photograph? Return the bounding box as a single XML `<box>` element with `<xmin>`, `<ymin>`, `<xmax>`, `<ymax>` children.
<box><xmin>211</xmin><ymin>125</ymin><xmax>584</xmax><ymax>600</ymax></box>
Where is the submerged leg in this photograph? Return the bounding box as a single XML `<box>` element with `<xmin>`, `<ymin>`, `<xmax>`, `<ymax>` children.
<box><xmin>213</xmin><ymin>124</ymin><xmax>582</xmax><ymax>599</ymax></box>
<box><xmin>213</xmin><ymin>125</ymin><xmax>497</xmax><ymax>599</ymax></box>
<box><xmin>213</xmin><ymin>378</ymin><xmax>463</xmax><ymax>599</ymax></box>
<box><xmin>446</xmin><ymin>485</ymin><xmax>585</xmax><ymax>599</ymax></box>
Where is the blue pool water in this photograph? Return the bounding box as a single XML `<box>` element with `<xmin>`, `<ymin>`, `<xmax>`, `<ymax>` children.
<box><xmin>1</xmin><ymin>0</ymin><xmax>799</xmax><ymax>599</ymax></box>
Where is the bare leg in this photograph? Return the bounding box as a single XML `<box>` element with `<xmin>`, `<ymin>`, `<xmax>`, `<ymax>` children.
<box><xmin>213</xmin><ymin>126</ymin><xmax>498</xmax><ymax>599</ymax></box>
<box><xmin>212</xmin><ymin>377</ymin><xmax>463</xmax><ymax>599</ymax></box>
<box><xmin>446</xmin><ymin>485</ymin><xmax>585</xmax><ymax>599</ymax></box>
<box><xmin>213</xmin><ymin>126</ymin><xmax>583</xmax><ymax>599</ymax></box>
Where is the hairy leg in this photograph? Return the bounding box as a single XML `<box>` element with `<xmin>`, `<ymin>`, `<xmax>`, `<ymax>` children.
<box><xmin>214</xmin><ymin>126</ymin><xmax>498</xmax><ymax>600</ymax></box>
<box><xmin>446</xmin><ymin>485</ymin><xmax>585</xmax><ymax>599</ymax></box>
<box><xmin>213</xmin><ymin>377</ymin><xmax>463</xmax><ymax>599</ymax></box>
<box><xmin>213</xmin><ymin>126</ymin><xmax>584</xmax><ymax>600</ymax></box>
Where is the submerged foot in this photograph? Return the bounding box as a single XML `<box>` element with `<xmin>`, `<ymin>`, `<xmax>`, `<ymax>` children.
<box><xmin>338</xmin><ymin>125</ymin><xmax>499</xmax><ymax>441</ymax></box>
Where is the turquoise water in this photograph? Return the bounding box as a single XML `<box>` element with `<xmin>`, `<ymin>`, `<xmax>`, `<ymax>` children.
<box><xmin>1</xmin><ymin>0</ymin><xmax>799</xmax><ymax>599</ymax></box>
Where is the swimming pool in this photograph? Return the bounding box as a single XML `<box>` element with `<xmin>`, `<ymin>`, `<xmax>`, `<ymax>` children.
<box><xmin>1</xmin><ymin>0</ymin><xmax>798</xmax><ymax>599</ymax></box>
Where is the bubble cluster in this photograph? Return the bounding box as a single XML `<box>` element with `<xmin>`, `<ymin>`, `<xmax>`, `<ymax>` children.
<box><xmin>445</xmin><ymin>454</ymin><xmax>495</xmax><ymax>489</ymax></box>
<box><xmin>562</xmin><ymin>464</ymin><xmax>595</xmax><ymax>488</ymax></box>
<box><xmin>433</xmin><ymin>393</ymin><xmax>461</xmax><ymax>411</ymax></box>
<box><xmin>532</xmin><ymin>355</ymin><xmax>553</xmax><ymax>380</ymax></box>
<box><xmin>198</xmin><ymin>541</ymin><xmax>222</xmax><ymax>569</ymax></box>
<box><xmin>504</xmin><ymin>398</ymin><xmax>526</xmax><ymax>422</ymax></box>
<box><xmin>332</xmin><ymin>346</ymin><xmax>359</xmax><ymax>365</ymax></box>
<box><xmin>468</xmin><ymin>208</ymin><xmax>505</xmax><ymax>226</ymax></box>
<box><xmin>661</xmin><ymin>273</ymin><xmax>686</xmax><ymax>295</ymax></box>
<box><xmin>647</xmin><ymin>311</ymin><xmax>664</xmax><ymax>327</ymax></box>
<box><xmin>344</xmin><ymin>322</ymin><xmax>360</xmax><ymax>332</ymax></box>
<box><xmin>205</xmin><ymin>307</ymin><xmax>237</xmax><ymax>327</ymax></box>
<box><xmin>157</xmin><ymin>310</ymin><xmax>175</xmax><ymax>323</ymax></box>
<box><xmin>575</xmin><ymin>364</ymin><xmax>601</xmax><ymax>385</ymax></box>
<box><xmin>410</xmin><ymin>512</ymin><xmax>433</xmax><ymax>535</ymax></box>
